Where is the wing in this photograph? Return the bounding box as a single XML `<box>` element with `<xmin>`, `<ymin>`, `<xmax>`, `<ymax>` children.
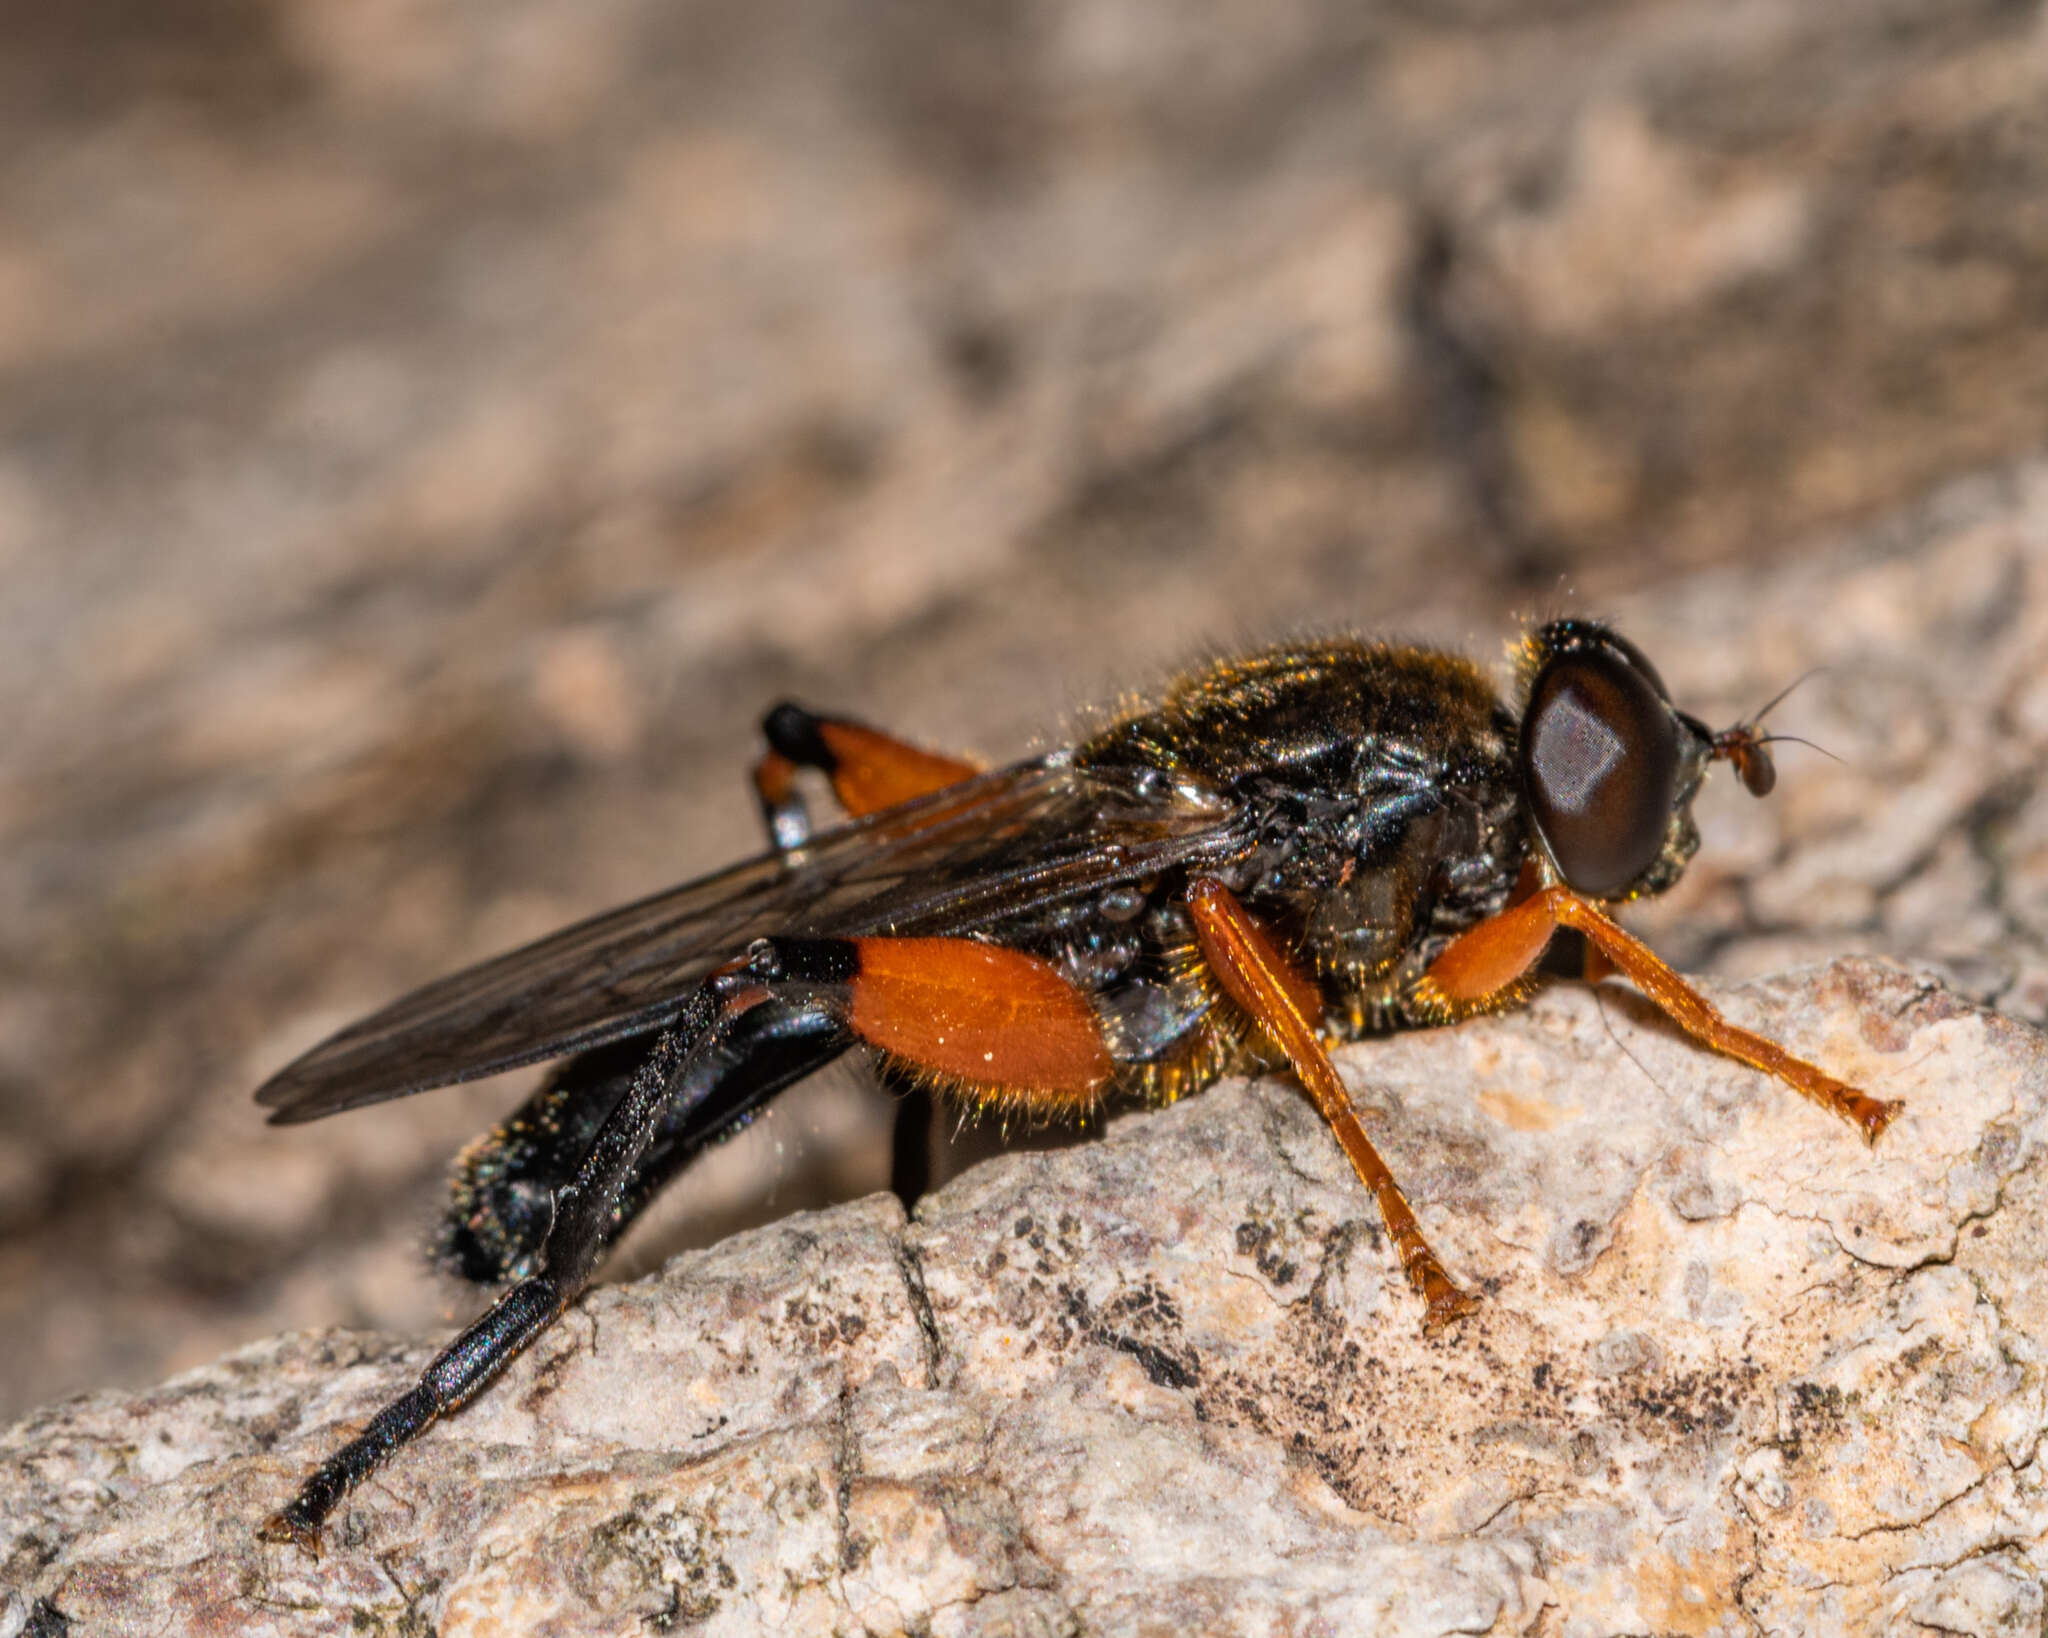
<box><xmin>255</xmin><ymin>754</ymin><xmax>1249</xmax><ymax>1122</ymax></box>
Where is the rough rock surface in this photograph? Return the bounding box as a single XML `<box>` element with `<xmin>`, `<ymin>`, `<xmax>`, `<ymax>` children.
<box><xmin>8</xmin><ymin>0</ymin><xmax>2048</xmax><ymax>1428</ymax></box>
<box><xmin>9</xmin><ymin>0</ymin><xmax>2048</xmax><ymax>1628</ymax></box>
<box><xmin>7</xmin><ymin>957</ymin><xmax>2047</xmax><ymax>1634</ymax></box>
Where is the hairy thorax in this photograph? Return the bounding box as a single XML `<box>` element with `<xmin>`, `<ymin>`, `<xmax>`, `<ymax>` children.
<box><xmin>968</xmin><ymin>640</ymin><xmax>1536</xmax><ymax>1106</ymax></box>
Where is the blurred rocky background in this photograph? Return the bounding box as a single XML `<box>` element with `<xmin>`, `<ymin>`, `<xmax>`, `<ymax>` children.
<box><xmin>4</xmin><ymin>0</ymin><xmax>2048</xmax><ymax>1423</ymax></box>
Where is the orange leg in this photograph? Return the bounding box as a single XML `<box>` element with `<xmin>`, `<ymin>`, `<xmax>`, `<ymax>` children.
<box><xmin>755</xmin><ymin>702</ymin><xmax>981</xmax><ymax>847</ymax></box>
<box><xmin>1578</xmin><ymin>940</ymin><xmax>1619</xmax><ymax>984</ymax></box>
<box><xmin>844</xmin><ymin>936</ymin><xmax>1113</xmax><ymax>1113</ymax></box>
<box><xmin>1186</xmin><ymin>877</ymin><xmax>1475</xmax><ymax>1332</ymax></box>
<box><xmin>749</xmin><ymin>712</ymin><xmax>985</xmax><ymax>1211</ymax></box>
<box><xmin>1424</xmin><ymin>885</ymin><xmax>1901</xmax><ymax>1142</ymax></box>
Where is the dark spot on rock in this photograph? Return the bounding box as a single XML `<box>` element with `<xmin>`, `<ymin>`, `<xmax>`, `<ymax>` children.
<box><xmin>582</xmin><ymin>1499</ymin><xmax>731</xmax><ymax>1627</ymax></box>
<box><xmin>24</xmin><ymin>1599</ymin><xmax>71</xmax><ymax>1638</ymax></box>
<box><xmin>1784</xmin><ymin>1380</ymin><xmax>1849</xmax><ymax>1463</ymax></box>
<box><xmin>940</xmin><ymin>315</ymin><xmax>1019</xmax><ymax>405</ymax></box>
<box><xmin>1115</xmin><ymin>1337</ymin><xmax>1199</xmax><ymax>1390</ymax></box>
<box><xmin>1060</xmin><ymin>1278</ymin><xmax>1200</xmax><ymax>1389</ymax></box>
<box><xmin>1898</xmin><ymin>1339</ymin><xmax>1940</xmax><ymax>1373</ymax></box>
<box><xmin>1975</xmin><ymin>1122</ymin><xmax>2019</xmax><ymax>1173</ymax></box>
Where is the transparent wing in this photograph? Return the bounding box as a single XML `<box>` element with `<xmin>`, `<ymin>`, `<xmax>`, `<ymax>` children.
<box><xmin>255</xmin><ymin>755</ymin><xmax>1247</xmax><ymax>1122</ymax></box>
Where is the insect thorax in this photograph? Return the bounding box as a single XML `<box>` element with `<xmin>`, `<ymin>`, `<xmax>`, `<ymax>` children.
<box><xmin>1042</xmin><ymin>639</ymin><xmax>1531</xmax><ymax>1090</ymax></box>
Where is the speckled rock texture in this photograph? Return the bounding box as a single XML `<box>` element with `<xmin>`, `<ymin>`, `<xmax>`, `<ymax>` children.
<box><xmin>6</xmin><ymin>958</ymin><xmax>2046</xmax><ymax>1635</ymax></box>
<box><xmin>8</xmin><ymin>0</ymin><xmax>2048</xmax><ymax>1433</ymax></box>
<box><xmin>10</xmin><ymin>0</ymin><xmax>2048</xmax><ymax>1631</ymax></box>
<box><xmin>17</xmin><ymin>436</ymin><xmax>2048</xmax><ymax>1635</ymax></box>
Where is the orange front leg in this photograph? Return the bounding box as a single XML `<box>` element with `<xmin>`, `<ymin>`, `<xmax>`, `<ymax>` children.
<box><xmin>1424</xmin><ymin>884</ymin><xmax>1901</xmax><ymax>1142</ymax></box>
<box><xmin>1186</xmin><ymin>877</ymin><xmax>1475</xmax><ymax>1332</ymax></box>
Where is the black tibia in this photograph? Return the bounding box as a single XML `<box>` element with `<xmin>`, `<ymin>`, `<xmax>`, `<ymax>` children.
<box><xmin>882</xmin><ymin>1068</ymin><xmax>934</xmax><ymax>1209</ymax></box>
<box><xmin>440</xmin><ymin>994</ymin><xmax>855</xmax><ymax>1284</ymax></box>
<box><xmin>264</xmin><ymin>943</ymin><xmax>858</xmax><ymax>1553</ymax></box>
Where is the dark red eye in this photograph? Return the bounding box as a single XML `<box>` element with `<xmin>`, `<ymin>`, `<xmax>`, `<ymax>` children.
<box><xmin>1522</xmin><ymin>646</ymin><xmax>1680</xmax><ymax>896</ymax></box>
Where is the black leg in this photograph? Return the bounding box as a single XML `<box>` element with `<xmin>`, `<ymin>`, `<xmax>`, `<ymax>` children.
<box><xmin>887</xmin><ymin>1073</ymin><xmax>934</xmax><ymax>1211</ymax></box>
<box><xmin>265</xmin><ymin>947</ymin><xmax>856</xmax><ymax>1553</ymax></box>
<box><xmin>439</xmin><ymin>1000</ymin><xmax>853</xmax><ymax>1285</ymax></box>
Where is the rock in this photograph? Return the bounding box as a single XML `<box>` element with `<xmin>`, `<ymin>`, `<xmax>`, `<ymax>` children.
<box><xmin>6</xmin><ymin>957</ymin><xmax>2045</xmax><ymax>1635</ymax></box>
<box><xmin>8</xmin><ymin>0</ymin><xmax>2048</xmax><ymax>1431</ymax></box>
<box><xmin>9</xmin><ymin>5</ymin><xmax>2048</xmax><ymax>1627</ymax></box>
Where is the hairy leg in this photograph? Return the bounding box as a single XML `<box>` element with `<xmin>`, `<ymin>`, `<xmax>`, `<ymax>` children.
<box><xmin>1422</xmin><ymin>883</ymin><xmax>1900</xmax><ymax>1140</ymax></box>
<box><xmin>1187</xmin><ymin>877</ymin><xmax>1475</xmax><ymax>1331</ymax></box>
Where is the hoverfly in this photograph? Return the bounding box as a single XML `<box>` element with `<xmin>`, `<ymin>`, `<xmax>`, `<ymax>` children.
<box><xmin>254</xmin><ymin>618</ymin><xmax>1898</xmax><ymax>1551</ymax></box>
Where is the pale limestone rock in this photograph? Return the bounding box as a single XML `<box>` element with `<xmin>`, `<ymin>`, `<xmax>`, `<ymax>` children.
<box><xmin>6</xmin><ymin>957</ymin><xmax>2046</xmax><ymax>1635</ymax></box>
<box><xmin>10</xmin><ymin>0</ymin><xmax>2048</xmax><ymax>1433</ymax></box>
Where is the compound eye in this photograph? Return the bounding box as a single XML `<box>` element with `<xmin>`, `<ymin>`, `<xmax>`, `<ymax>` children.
<box><xmin>1523</xmin><ymin>647</ymin><xmax>1680</xmax><ymax>896</ymax></box>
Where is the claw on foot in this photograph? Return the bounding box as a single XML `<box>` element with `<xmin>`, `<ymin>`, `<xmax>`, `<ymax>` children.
<box><xmin>1419</xmin><ymin>1277</ymin><xmax>1478</xmax><ymax>1335</ymax></box>
<box><xmin>1854</xmin><ymin>1093</ymin><xmax>1905</xmax><ymax>1144</ymax></box>
<box><xmin>258</xmin><ymin>1508</ymin><xmax>323</xmax><ymax>1559</ymax></box>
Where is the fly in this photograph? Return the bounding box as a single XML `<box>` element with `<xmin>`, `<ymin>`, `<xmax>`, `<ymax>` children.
<box><xmin>253</xmin><ymin>618</ymin><xmax>1899</xmax><ymax>1552</ymax></box>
